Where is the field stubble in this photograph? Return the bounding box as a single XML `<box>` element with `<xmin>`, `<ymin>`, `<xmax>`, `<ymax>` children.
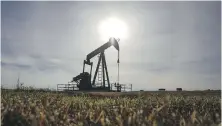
<box><xmin>1</xmin><ymin>90</ymin><xmax>221</xmax><ymax>126</ymax></box>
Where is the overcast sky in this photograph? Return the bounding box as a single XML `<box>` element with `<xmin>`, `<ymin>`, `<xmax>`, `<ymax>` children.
<box><xmin>1</xmin><ymin>1</ymin><xmax>221</xmax><ymax>91</ymax></box>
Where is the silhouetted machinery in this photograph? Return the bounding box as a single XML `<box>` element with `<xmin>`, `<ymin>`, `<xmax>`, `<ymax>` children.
<box><xmin>71</xmin><ymin>38</ymin><xmax>123</xmax><ymax>92</ymax></box>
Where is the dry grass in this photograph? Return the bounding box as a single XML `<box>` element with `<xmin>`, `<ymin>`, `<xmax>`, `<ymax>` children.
<box><xmin>1</xmin><ymin>89</ymin><xmax>221</xmax><ymax>126</ymax></box>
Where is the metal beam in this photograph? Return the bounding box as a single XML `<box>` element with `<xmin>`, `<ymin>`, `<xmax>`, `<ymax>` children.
<box><xmin>86</xmin><ymin>38</ymin><xmax>119</xmax><ymax>62</ymax></box>
<box><xmin>102</xmin><ymin>53</ymin><xmax>110</xmax><ymax>89</ymax></box>
<box><xmin>101</xmin><ymin>53</ymin><xmax>106</xmax><ymax>88</ymax></box>
<box><xmin>90</xmin><ymin>62</ymin><xmax>93</xmax><ymax>83</ymax></box>
<box><xmin>92</xmin><ymin>53</ymin><xmax>102</xmax><ymax>85</ymax></box>
<box><xmin>83</xmin><ymin>60</ymin><xmax>85</xmax><ymax>73</ymax></box>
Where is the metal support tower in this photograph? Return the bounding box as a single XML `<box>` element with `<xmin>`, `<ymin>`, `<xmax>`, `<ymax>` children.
<box><xmin>97</xmin><ymin>54</ymin><xmax>103</xmax><ymax>86</ymax></box>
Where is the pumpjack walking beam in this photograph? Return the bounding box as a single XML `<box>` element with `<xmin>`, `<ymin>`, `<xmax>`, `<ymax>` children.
<box><xmin>85</xmin><ymin>38</ymin><xmax>119</xmax><ymax>64</ymax></box>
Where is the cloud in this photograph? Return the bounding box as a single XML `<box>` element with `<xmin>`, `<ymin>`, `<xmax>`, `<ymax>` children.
<box><xmin>1</xmin><ymin>1</ymin><xmax>221</xmax><ymax>90</ymax></box>
<box><xmin>1</xmin><ymin>62</ymin><xmax>32</xmax><ymax>70</ymax></box>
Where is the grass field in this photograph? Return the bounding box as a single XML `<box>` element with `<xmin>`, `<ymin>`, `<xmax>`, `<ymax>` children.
<box><xmin>1</xmin><ymin>89</ymin><xmax>221</xmax><ymax>126</ymax></box>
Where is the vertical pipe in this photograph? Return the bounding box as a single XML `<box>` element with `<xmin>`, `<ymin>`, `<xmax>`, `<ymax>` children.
<box><xmin>117</xmin><ymin>51</ymin><xmax>120</xmax><ymax>84</ymax></box>
<box><xmin>83</xmin><ymin>61</ymin><xmax>85</xmax><ymax>73</ymax></box>
<box><xmin>90</xmin><ymin>63</ymin><xmax>93</xmax><ymax>84</ymax></box>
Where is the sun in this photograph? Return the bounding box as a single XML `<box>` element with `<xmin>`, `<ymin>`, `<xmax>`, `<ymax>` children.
<box><xmin>98</xmin><ymin>17</ymin><xmax>128</xmax><ymax>43</ymax></box>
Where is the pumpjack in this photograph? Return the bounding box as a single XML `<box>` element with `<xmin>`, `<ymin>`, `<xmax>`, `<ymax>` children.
<box><xmin>71</xmin><ymin>38</ymin><xmax>122</xmax><ymax>92</ymax></box>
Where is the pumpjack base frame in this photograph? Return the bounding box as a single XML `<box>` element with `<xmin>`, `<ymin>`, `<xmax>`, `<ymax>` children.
<box><xmin>57</xmin><ymin>83</ymin><xmax>132</xmax><ymax>92</ymax></box>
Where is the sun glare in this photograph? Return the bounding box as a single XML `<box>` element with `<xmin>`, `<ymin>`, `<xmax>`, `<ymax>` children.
<box><xmin>98</xmin><ymin>17</ymin><xmax>128</xmax><ymax>43</ymax></box>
